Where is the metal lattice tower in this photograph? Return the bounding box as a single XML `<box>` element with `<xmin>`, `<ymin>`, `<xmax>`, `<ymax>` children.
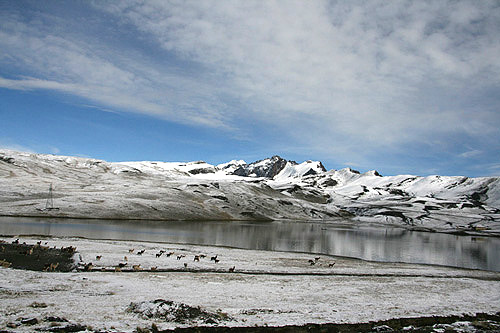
<box><xmin>45</xmin><ymin>183</ymin><xmax>54</xmax><ymax>209</ymax></box>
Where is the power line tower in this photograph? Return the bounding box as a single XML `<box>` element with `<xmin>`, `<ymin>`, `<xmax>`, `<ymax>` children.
<box><xmin>45</xmin><ymin>183</ymin><xmax>54</xmax><ymax>210</ymax></box>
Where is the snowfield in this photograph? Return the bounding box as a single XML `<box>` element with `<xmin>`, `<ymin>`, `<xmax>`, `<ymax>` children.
<box><xmin>1</xmin><ymin>149</ymin><xmax>499</xmax><ymax>234</ymax></box>
<box><xmin>1</xmin><ymin>236</ymin><xmax>499</xmax><ymax>332</ymax></box>
<box><xmin>1</xmin><ymin>151</ymin><xmax>500</xmax><ymax>331</ymax></box>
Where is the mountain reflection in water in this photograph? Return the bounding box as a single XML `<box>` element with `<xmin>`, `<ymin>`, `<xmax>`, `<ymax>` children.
<box><xmin>0</xmin><ymin>217</ymin><xmax>498</xmax><ymax>272</ymax></box>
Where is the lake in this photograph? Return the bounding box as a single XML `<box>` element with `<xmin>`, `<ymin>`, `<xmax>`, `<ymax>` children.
<box><xmin>1</xmin><ymin>216</ymin><xmax>499</xmax><ymax>271</ymax></box>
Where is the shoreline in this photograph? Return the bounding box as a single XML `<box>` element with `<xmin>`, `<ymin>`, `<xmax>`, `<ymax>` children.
<box><xmin>2</xmin><ymin>231</ymin><xmax>500</xmax><ymax>274</ymax></box>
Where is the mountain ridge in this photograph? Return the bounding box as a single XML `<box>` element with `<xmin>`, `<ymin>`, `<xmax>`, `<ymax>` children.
<box><xmin>1</xmin><ymin>149</ymin><xmax>499</xmax><ymax>235</ymax></box>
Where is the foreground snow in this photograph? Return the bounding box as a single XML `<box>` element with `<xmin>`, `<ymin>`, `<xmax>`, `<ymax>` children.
<box><xmin>1</xmin><ymin>149</ymin><xmax>499</xmax><ymax>234</ymax></box>
<box><xmin>0</xmin><ymin>236</ymin><xmax>499</xmax><ymax>332</ymax></box>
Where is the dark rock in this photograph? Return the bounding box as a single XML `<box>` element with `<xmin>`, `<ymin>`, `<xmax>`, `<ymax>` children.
<box><xmin>231</xmin><ymin>156</ymin><xmax>289</xmax><ymax>178</ymax></box>
<box><xmin>388</xmin><ymin>189</ymin><xmax>407</xmax><ymax>196</ymax></box>
<box><xmin>44</xmin><ymin>316</ymin><xmax>69</xmax><ymax>323</ymax></box>
<box><xmin>211</xmin><ymin>195</ymin><xmax>229</xmax><ymax>202</ymax></box>
<box><xmin>0</xmin><ymin>155</ymin><xmax>15</xmax><ymax>164</ymax></box>
<box><xmin>127</xmin><ymin>299</ymin><xmax>231</xmax><ymax>324</ymax></box>
<box><xmin>321</xmin><ymin>178</ymin><xmax>338</xmax><ymax>187</ymax></box>
<box><xmin>30</xmin><ymin>301</ymin><xmax>48</xmax><ymax>308</ymax></box>
<box><xmin>188</xmin><ymin>168</ymin><xmax>215</xmax><ymax>175</ymax></box>
<box><xmin>302</xmin><ymin>168</ymin><xmax>317</xmax><ymax>176</ymax></box>
<box><xmin>48</xmin><ymin>324</ymin><xmax>87</xmax><ymax>332</ymax></box>
<box><xmin>20</xmin><ymin>317</ymin><xmax>38</xmax><ymax>325</ymax></box>
<box><xmin>375</xmin><ymin>211</ymin><xmax>411</xmax><ymax>223</ymax></box>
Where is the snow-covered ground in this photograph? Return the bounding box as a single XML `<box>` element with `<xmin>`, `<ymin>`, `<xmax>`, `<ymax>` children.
<box><xmin>1</xmin><ymin>149</ymin><xmax>499</xmax><ymax>235</ymax></box>
<box><xmin>1</xmin><ymin>236</ymin><xmax>499</xmax><ymax>332</ymax></box>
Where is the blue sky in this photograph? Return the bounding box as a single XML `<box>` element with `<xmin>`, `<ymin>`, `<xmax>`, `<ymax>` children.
<box><xmin>1</xmin><ymin>0</ymin><xmax>499</xmax><ymax>177</ymax></box>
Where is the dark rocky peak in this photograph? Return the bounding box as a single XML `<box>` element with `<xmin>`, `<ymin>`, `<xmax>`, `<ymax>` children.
<box><xmin>232</xmin><ymin>155</ymin><xmax>290</xmax><ymax>178</ymax></box>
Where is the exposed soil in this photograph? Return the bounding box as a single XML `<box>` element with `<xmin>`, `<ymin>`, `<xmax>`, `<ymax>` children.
<box><xmin>0</xmin><ymin>241</ymin><xmax>76</xmax><ymax>272</ymax></box>
<box><xmin>155</xmin><ymin>313</ymin><xmax>500</xmax><ymax>332</ymax></box>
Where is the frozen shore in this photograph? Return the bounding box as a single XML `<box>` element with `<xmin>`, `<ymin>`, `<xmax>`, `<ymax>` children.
<box><xmin>1</xmin><ymin>236</ymin><xmax>499</xmax><ymax>332</ymax></box>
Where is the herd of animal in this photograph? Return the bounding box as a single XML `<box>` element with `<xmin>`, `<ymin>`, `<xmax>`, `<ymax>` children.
<box><xmin>79</xmin><ymin>247</ymin><xmax>233</xmax><ymax>273</ymax></box>
<box><xmin>1</xmin><ymin>238</ymin><xmax>337</xmax><ymax>274</ymax></box>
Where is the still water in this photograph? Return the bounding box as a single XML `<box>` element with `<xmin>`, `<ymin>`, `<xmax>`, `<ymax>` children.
<box><xmin>1</xmin><ymin>216</ymin><xmax>499</xmax><ymax>271</ymax></box>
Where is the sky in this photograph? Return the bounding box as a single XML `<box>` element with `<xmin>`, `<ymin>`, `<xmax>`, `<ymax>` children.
<box><xmin>0</xmin><ymin>0</ymin><xmax>499</xmax><ymax>177</ymax></box>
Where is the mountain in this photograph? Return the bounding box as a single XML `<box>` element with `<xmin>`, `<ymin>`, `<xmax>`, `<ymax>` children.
<box><xmin>0</xmin><ymin>149</ymin><xmax>499</xmax><ymax>235</ymax></box>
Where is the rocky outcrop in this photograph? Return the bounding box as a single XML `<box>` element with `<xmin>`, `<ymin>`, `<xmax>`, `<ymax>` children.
<box><xmin>232</xmin><ymin>155</ymin><xmax>290</xmax><ymax>178</ymax></box>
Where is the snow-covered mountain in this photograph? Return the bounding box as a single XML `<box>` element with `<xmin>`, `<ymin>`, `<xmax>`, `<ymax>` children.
<box><xmin>1</xmin><ymin>149</ymin><xmax>499</xmax><ymax>235</ymax></box>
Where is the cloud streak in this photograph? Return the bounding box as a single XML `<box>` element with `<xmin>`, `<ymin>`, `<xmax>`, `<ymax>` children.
<box><xmin>1</xmin><ymin>0</ymin><xmax>499</xmax><ymax>173</ymax></box>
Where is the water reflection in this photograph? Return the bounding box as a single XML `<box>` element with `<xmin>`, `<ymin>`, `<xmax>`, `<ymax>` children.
<box><xmin>1</xmin><ymin>216</ymin><xmax>499</xmax><ymax>271</ymax></box>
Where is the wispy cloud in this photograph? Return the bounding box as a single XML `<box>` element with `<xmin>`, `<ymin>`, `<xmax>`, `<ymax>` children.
<box><xmin>0</xmin><ymin>141</ymin><xmax>36</xmax><ymax>153</ymax></box>
<box><xmin>459</xmin><ymin>150</ymin><xmax>482</xmax><ymax>158</ymax></box>
<box><xmin>1</xmin><ymin>1</ymin><xmax>499</xmax><ymax>173</ymax></box>
<box><xmin>94</xmin><ymin>1</ymin><xmax>500</xmax><ymax>148</ymax></box>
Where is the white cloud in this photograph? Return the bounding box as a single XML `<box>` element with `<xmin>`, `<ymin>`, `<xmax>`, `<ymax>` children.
<box><xmin>95</xmin><ymin>1</ymin><xmax>500</xmax><ymax>145</ymax></box>
<box><xmin>459</xmin><ymin>150</ymin><xmax>482</xmax><ymax>158</ymax></box>
<box><xmin>0</xmin><ymin>142</ymin><xmax>36</xmax><ymax>153</ymax></box>
<box><xmin>1</xmin><ymin>1</ymin><xmax>499</xmax><ymax>166</ymax></box>
<box><xmin>0</xmin><ymin>11</ymin><xmax>231</xmax><ymax>129</ymax></box>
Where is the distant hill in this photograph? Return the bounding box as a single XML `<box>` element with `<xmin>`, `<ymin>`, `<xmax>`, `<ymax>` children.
<box><xmin>1</xmin><ymin>149</ymin><xmax>499</xmax><ymax>235</ymax></box>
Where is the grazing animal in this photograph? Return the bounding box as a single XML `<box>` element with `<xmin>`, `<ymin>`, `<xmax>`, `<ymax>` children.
<box><xmin>183</xmin><ymin>263</ymin><xmax>188</xmax><ymax>268</ymax></box>
<box><xmin>124</xmin><ymin>256</ymin><xmax>128</xmax><ymax>261</ymax></box>
<box><xmin>229</xmin><ymin>266</ymin><xmax>235</xmax><ymax>272</ymax></box>
<box><xmin>193</xmin><ymin>255</ymin><xmax>200</xmax><ymax>262</ymax></box>
<box><xmin>308</xmin><ymin>259</ymin><xmax>316</xmax><ymax>266</ymax></box>
<box><xmin>159</xmin><ymin>250</ymin><xmax>165</xmax><ymax>254</ymax></box>
<box><xmin>156</xmin><ymin>253</ymin><xmax>162</xmax><ymax>258</ymax></box>
<box><xmin>84</xmin><ymin>263</ymin><xmax>93</xmax><ymax>271</ymax></box>
<box><xmin>177</xmin><ymin>255</ymin><xmax>185</xmax><ymax>260</ymax></box>
<box><xmin>37</xmin><ymin>241</ymin><xmax>42</xmax><ymax>245</ymax></box>
<box><xmin>128</xmin><ymin>249</ymin><xmax>134</xmax><ymax>253</ymax></box>
<box><xmin>0</xmin><ymin>259</ymin><xmax>11</xmax><ymax>268</ymax></box>
<box><xmin>328</xmin><ymin>263</ymin><xmax>336</xmax><ymax>267</ymax></box>
<box><xmin>132</xmin><ymin>264</ymin><xmax>141</xmax><ymax>271</ymax></box>
<box><xmin>166</xmin><ymin>251</ymin><xmax>174</xmax><ymax>257</ymax></box>
<box><xmin>315</xmin><ymin>257</ymin><xmax>320</xmax><ymax>262</ymax></box>
<box><xmin>118</xmin><ymin>262</ymin><xmax>127</xmax><ymax>268</ymax></box>
<box><xmin>96</xmin><ymin>255</ymin><xmax>102</xmax><ymax>261</ymax></box>
<box><xmin>199</xmin><ymin>254</ymin><xmax>206</xmax><ymax>259</ymax></box>
<box><xmin>62</xmin><ymin>246</ymin><xmax>76</xmax><ymax>253</ymax></box>
<box><xmin>210</xmin><ymin>255</ymin><xmax>218</xmax><ymax>261</ymax></box>
<box><xmin>137</xmin><ymin>249</ymin><xmax>145</xmax><ymax>255</ymax></box>
<box><xmin>214</xmin><ymin>259</ymin><xmax>220</xmax><ymax>264</ymax></box>
<box><xmin>151</xmin><ymin>266</ymin><xmax>158</xmax><ymax>271</ymax></box>
<box><xmin>12</xmin><ymin>239</ymin><xmax>19</xmax><ymax>244</ymax></box>
<box><xmin>114</xmin><ymin>267</ymin><xmax>122</xmax><ymax>272</ymax></box>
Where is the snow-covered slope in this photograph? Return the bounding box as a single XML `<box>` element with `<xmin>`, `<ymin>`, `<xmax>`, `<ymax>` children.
<box><xmin>1</xmin><ymin>149</ymin><xmax>499</xmax><ymax>234</ymax></box>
